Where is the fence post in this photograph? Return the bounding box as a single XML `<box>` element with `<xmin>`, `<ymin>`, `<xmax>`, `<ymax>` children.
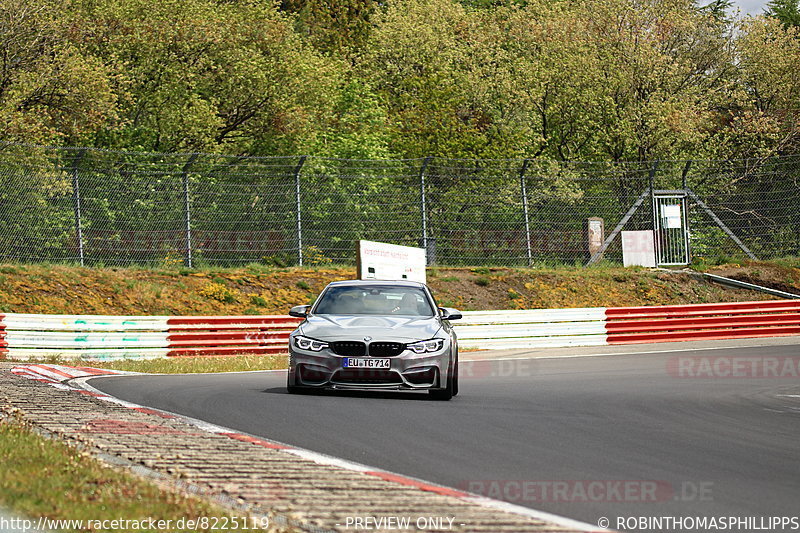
<box><xmin>681</xmin><ymin>160</ymin><xmax>692</xmax><ymax>190</ymax></box>
<box><xmin>649</xmin><ymin>160</ymin><xmax>660</xmax><ymax>265</ymax></box>
<box><xmin>293</xmin><ymin>156</ymin><xmax>308</xmax><ymax>266</ymax></box>
<box><xmin>71</xmin><ymin>149</ymin><xmax>87</xmax><ymax>266</ymax></box>
<box><xmin>649</xmin><ymin>160</ymin><xmax>659</xmax><ymax>192</ymax></box>
<box><xmin>182</xmin><ymin>153</ymin><xmax>198</xmax><ymax>268</ymax></box>
<box><xmin>419</xmin><ymin>156</ymin><xmax>433</xmax><ymax>265</ymax></box>
<box><xmin>519</xmin><ymin>159</ymin><xmax>532</xmax><ymax>266</ymax></box>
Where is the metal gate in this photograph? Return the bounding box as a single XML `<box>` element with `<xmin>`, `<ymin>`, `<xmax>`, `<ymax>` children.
<box><xmin>652</xmin><ymin>191</ymin><xmax>690</xmax><ymax>265</ymax></box>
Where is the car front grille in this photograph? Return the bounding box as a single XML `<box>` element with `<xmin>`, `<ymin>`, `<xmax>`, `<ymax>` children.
<box><xmin>330</xmin><ymin>341</ymin><xmax>406</xmax><ymax>357</ymax></box>
<box><xmin>368</xmin><ymin>342</ymin><xmax>405</xmax><ymax>357</ymax></box>
<box><xmin>330</xmin><ymin>341</ymin><xmax>366</xmax><ymax>357</ymax></box>
<box><xmin>333</xmin><ymin>369</ymin><xmax>403</xmax><ymax>384</ymax></box>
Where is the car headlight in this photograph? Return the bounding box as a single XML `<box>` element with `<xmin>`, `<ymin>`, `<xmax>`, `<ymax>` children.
<box><xmin>293</xmin><ymin>335</ymin><xmax>329</xmax><ymax>352</ymax></box>
<box><xmin>406</xmin><ymin>338</ymin><xmax>445</xmax><ymax>354</ymax></box>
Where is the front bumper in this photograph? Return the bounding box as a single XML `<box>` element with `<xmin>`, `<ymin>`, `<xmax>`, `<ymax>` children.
<box><xmin>288</xmin><ymin>347</ymin><xmax>452</xmax><ymax>390</ymax></box>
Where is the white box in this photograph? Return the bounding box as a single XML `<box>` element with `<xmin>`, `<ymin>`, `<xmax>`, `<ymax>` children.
<box><xmin>357</xmin><ymin>240</ymin><xmax>427</xmax><ymax>283</ymax></box>
<box><xmin>622</xmin><ymin>230</ymin><xmax>656</xmax><ymax>267</ymax></box>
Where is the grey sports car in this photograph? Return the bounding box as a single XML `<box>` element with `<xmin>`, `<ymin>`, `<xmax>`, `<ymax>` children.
<box><xmin>287</xmin><ymin>280</ymin><xmax>461</xmax><ymax>400</ymax></box>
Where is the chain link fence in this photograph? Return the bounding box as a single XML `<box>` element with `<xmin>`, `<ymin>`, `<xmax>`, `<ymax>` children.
<box><xmin>1</xmin><ymin>142</ymin><xmax>798</xmax><ymax>267</ymax></box>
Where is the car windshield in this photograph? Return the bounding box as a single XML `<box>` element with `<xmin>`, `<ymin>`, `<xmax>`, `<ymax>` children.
<box><xmin>313</xmin><ymin>285</ymin><xmax>434</xmax><ymax>316</ymax></box>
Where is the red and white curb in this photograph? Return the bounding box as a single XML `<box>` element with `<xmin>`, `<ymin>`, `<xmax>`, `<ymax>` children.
<box><xmin>10</xmin><ymin>364</ymin><xmax>605</xmax><ymax>532</ymax></box>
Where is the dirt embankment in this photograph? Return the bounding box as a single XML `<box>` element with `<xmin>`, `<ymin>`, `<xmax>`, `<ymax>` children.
<box><xmin>0</xmin><ymin>261</ymin><xmax>797</xmax><ymax>316</ymax></box>
<box><xmin>705</xmin><ymin>261</ymin><xmax>800</xmax><ymax>297</ymax></box>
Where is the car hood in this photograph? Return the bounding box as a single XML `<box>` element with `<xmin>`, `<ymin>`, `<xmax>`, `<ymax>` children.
<box><xmin>299</xmin><ymin>314</ymin><xmax>442</xmax><ymax>342</ymax></box>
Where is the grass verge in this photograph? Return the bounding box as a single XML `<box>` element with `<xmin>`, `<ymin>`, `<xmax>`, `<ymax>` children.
<box><xmin>0</xmin><ymin>419</ymin><xmax>251</xmax><ymax>532</ymax></box>
<box><xmin>3</xmin><ymin>259</ymin><xmax>798</xmax><ymax>316</ymax></box>
<box><xmin>70</xmin><ymin>355</ymin><xmax>288</xmax><ymax>374</ymax></box>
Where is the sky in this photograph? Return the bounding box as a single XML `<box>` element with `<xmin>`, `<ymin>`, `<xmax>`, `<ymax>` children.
<box><xmin>729</xmin><ymin>0</ymin><xmax>769</xmax><ymax>14</ymax></box>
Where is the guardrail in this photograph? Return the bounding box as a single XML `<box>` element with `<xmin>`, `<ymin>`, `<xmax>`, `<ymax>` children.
<box><xmin>455</xmin><ymin>308</ymin><xmax>608</xmax><ymax>350</ymax></box>
<box><xmin>604</xmin><ymin>300</ymin><xmax>800</xmax><ymax>344</ymax></box>
<box><xmin>0</xmin><ymin>313</ymin><xmax>299</xmax><ymax>360</ymax></box>
<box><xmin>1</xmin><ymin>300</ymin><xmax>798</xmax><ymax>360</ymax></box>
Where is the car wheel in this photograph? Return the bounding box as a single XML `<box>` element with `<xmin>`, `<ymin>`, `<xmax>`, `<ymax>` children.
<box><xmin>287</xmin><ymin>367</ymin><xmax>308</xmax><ymax>394</ymax></box>
<box><xmin>452</xmin><ymin>358</ymin><xmax>459</xmax><ymax>397</ymax></box>
<box><xmin>429</xmin><ymin>364</ymin><xmax>455</xmax><ymax>401</ymax></box>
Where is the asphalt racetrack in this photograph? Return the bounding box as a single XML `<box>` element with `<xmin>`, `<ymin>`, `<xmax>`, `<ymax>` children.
<box><xmin>91</xmin><ymin>339</ymin><xmax>800</xmax><ymax>529</ymax></box>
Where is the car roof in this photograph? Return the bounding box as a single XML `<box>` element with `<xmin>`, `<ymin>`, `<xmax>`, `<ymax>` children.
<box><xmin>325</xmin><ymin>279</ymin><xmax>428</xmax><ymax>288</ymax></box>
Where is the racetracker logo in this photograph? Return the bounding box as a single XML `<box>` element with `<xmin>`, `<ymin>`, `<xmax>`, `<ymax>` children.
<box><xmin>460</xmin><ymin>480</ymin><xmax>713</xmax><ymax>503</ymax></box>
<box><xmin>458</xmin><ymin>359</ymin><xmax>535</xmax><ymax>379</ymax></box>
<box><xmin>667</xmin><ymin>356</ymin><xmax>800</xmax><ymax>378</ymax></box>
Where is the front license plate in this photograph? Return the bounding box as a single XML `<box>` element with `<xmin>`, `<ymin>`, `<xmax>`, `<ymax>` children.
<box><xmin>343</xmin><ymin>358</ymin><xmax>390</xmax><ymax>369</ymax></box>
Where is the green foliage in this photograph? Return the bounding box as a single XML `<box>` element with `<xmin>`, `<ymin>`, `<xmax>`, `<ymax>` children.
<box><xmin>0</xmin><ymin>0</ymin><xmax>797</xmax><ymax>162</ymax></box>
<box><xmin>313</xmin><ymin>80</ymin><xmax>392</xmax><ymax>159</ymax></box>
<box><xmin>281</xmin><ymin>0</ymin><xmax>377</xmax><ymax>54</ymax></box>
<box><xmin>357</xmin><ymin>0</ymin><xmax>747</xmax><ymax>161</ymax></box>
<box><xmin>698</xmin><ymin>0</ymin><xmax>733</xmax><ymax>24</ymax></box>
<box><xmin>72</xmin><ymin>0</ymin><xmax>344</xmax><ymax>154</ymax></box>
<box><xmin>303</xmin><ymin>245</ymin><xmax>332</xmax><ymax>265</ymax></box>
<box><xmin>361</xmin><ymin>0</ymin><xmax>482</xmax><ymax>158</ymax></box>
<box><xmin>198</xmin><ymin>281</ymin><xmax>238</xmax><ymax>303</ymax></box>
<box><xmin>764</xmin><ymin>0</ymin><xmax>800</xmax><ymax>27</ymax></box>
<box><xmin>0</xmin><ymin>0</ymin><xmax>117</xmax><ymax>145</ymax></box>
<box><xmin>249</xmin><ymin>295</ymin><xmax>268</xmax><ymax>306</ymax></box>
<box><xmin>720</xmin><ymin>16</ymin><xmax>800</xmax><ymax>157</ymax></box>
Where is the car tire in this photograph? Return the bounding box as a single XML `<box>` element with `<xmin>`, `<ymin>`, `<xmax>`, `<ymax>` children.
<box><xmin>452</xmin><ymin>358</ymin><xmax>459</xmax><ymax>397</ymax></box>
<box><xmin>287</xmin><ymin>368</ymin><xmax>309</xmax><ymax>394</ymax></box>
<box><xmin>429</xmin><ymin>364</ymin><xmax>455</xmax><ymax>401</ymax></box>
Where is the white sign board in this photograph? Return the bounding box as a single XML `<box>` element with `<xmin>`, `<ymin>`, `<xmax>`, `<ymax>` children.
<box><xmin>587</xmin><ymin>218</ymin><xmax>604</xmax><ymax>255</ymax></box>
<box><xmin>661</xmin><ymin>204</ymin><xmax>682</xmax><ymax>229</ymax></box>
<box><xmin>357</xmin><ymin>240</ymin><xmax>427</xmax><ymax>283</ymax></box>
<box><xmin>622</xmin><ymin>230</ymin><xmax>656</xmax><ymax>267</ymax></box>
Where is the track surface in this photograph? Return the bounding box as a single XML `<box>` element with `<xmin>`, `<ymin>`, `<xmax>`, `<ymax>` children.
<box><xmin>92</xmin><ymin>342</ymin><xmax>800</xmax><ymax>529</ymax></box>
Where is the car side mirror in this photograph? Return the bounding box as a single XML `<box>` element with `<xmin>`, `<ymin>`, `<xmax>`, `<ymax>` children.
<box><xmin>439</xmin><ymin>307</ymin><xmax>462</xmax><ymax>320</ymax></box>
<box><xmin>289</xmin><ymin>305</ymin><xmax>311</xmax><ymax>318</ymax></box>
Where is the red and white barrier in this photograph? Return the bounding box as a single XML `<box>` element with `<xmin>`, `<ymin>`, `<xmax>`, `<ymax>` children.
<box><xmin>1</xmin><ymin>300</ymin><xmax>798</xmax><ymax>360</ymax></box>
<box><xmin>165</xmin><ymin>316</ymin><xmax>299</xmax><ymax>357</ymax></box>
<box><xmin>604</xmin><ymin>300</ymin><xmax>800</xmax><ymax>344</ymax></box>
<box><xmin>457</xmin><ymin>300</ymin><xmax>800</xmax><ymax>350</ymax></box>
<box><xmin>0</xmin><ymin>313</ymin><xmax>300</xmax><ymax>360</ymax></box>
<box><xmin>456</xmin><ymin>308</ymin><xmax>609</xmax><ymax>349</ymax></box>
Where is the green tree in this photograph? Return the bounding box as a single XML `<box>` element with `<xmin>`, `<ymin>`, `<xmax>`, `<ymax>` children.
<box><xmin>362</xmin><ymin>0</ymin><xmax>536</xmax><ymax>159</ymax></box>
<box><xmin>313</xmin><ymin>80</ymin><xmax>392</xmax><ymax>160</ymax></box>
<box><xmin>362</xmin><ymin>0</ymin><xmax>737</xmax><ymax>162</ymax></box>
<box><xmin>717</xmin><ymin>16</ymin><xmax>800</xmax><ymax>157</ymax></box>
<box><xmin>0</xmin><ymin>0</ymin><xmax>117</xmax><ymax>145</ymax></box>
<box><xmin>280</xmin><ymin>0</ymin><xmax>377</xmax><ymax>55</ymax></box>
<box><xmin>697</xmin><ymin>0</ymin><xmax>733</xmax><ymax>24</ymax></box>
<box><xmin>477</xmin><ymin>2</ymin><xmax>611</xmax><ymax>160</ymax></box>
<box><xmin>764</xmin><ymin>0</ymin><xmax>800</xmax><ymax>28</ymax></box>
<box><xmin>75</xmin><ymin>0</ymin><xmax>344</xmax><ymax>155</ymax></box>
<box><xmin>572</xmin><ymin>0</ymin><xmax>734</xmax><ymax>161</ymax></box>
